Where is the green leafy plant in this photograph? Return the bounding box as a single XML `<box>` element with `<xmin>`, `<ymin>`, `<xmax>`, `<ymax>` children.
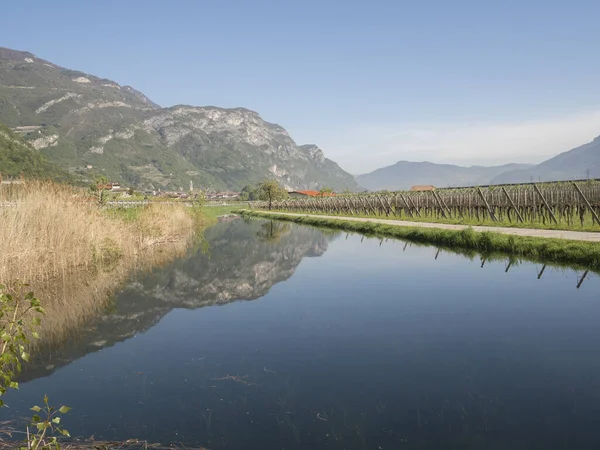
<box><xmin>0</xmin><ymin>283</ymin><xmax>71</xmax><ymax>449</ymax></box>
<box><xmin>0</xmin><ymin>282</ymin><xmax>43</xmax><ymax>406</ymax></box>
<box><xmin>26</xmin><ymin>395</ymin><xmax>71</xmax><ymax>450</ymax></box>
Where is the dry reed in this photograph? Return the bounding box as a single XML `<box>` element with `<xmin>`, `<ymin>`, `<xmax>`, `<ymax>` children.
<box><xmin>0</xmin><ymin>181</ymin><xmax>200</xmax><ymax>344</ymax></box>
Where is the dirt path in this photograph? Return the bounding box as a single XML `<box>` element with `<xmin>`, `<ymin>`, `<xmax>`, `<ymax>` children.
<box><xmin>252</xmin><ymin>211</ymin><xmax>600</xmax><ymax>242</ymax></box>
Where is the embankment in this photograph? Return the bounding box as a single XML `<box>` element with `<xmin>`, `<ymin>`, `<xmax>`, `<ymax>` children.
<box><xmin>241</xmin><ymin>210</ymin><xmax>600</xmax><ymax>270</ymax></box>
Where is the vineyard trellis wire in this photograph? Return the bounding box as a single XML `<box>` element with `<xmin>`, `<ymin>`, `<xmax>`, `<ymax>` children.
<box><xmin>252</xmin><ymin>180</ymin><xmax>600</xmax><ymax>228</ymax></box>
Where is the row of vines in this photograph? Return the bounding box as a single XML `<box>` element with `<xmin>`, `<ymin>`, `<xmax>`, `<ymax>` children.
<box><xmin>254</xmin><ymin>181</ymin><xmax>600</xmax><ymax>228</ymax></box>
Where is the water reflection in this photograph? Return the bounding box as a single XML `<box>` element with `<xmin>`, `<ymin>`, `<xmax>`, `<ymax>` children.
<box><xmin>7</xmin><ymin>219</ymin><xmax>600</xmax><ymax>450</ymax></box>
<box><xmin>362</xmin><ymin>230</ymin><xmax>594</xmax><ymax>290</ymax></box>
<box><xmin>20</xmin><ymin>219</ymin><xmax>338</xmax><ymax>381</ymax></box>
<box><xmin>255</xmin><ymin>220</ymin><xmax>291</xmax><ymax>242</ymax></box>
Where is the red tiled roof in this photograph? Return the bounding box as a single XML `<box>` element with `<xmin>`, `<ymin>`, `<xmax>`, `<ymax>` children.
<box><xmin>410</xmin><ymin>185</ymin><xmax>436</xmax><ymax>191</ymax></box>
<box><xmin>290</xmin><ymin>190</ymin><xmax>336</xmax><ymax>197</ymax></box>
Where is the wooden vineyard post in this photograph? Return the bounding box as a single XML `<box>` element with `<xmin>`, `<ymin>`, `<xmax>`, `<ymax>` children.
<box><xmin>477</xmin><ymin>187</ymin><xmax>497</xmax><ymax>222</ymax></box>
<box><xmin>358</xmin><ymin>196</ymin><xmax>368</xmax><ymax>215</ymax></box>
<box><xmin>431</xmin><ymin>191</ymin><xmax>448</xmax><ymax>218</ymax></box>
<box><xmin>383</xmin><ymin>195</ymin><xmax>396</xmax><ymax>217</ymax></box>
<box><xmin>402</xmin><ymin>193</ymin><xmax>420</xmax><ymax>217</ymax></box>
<box><xmin>398</xmin><ymin>194</ymin><xmax>413</xmax><ymax>217</ymax></box>
<box><xmin>330</xmin><ymin>198</ymin><xmax>337</xmax><ymax>214</ymax></box>
<box><xmin>533</xmin><ymin>184</ymin><xmax>558</xmax><ymax>224</ymax></box>
<box><xmin>356</xmin><ymin>196</ymin><xmax>364</xmax><ymax>215</ymax></box>
<box><xmin>501</xmin><ymin>187</ymin><xmax>524</xmax><ymax>223</ymax></box>
<box><xmin>573</xmin><ymin>182</ymin><xmax>600</xmax><ymax>225</ymax></box>
<box><xmin>435</xmin><ymin>191</ymin><xmax>452</xmax><ymax>218</ymax></box>
<box><xmin>344</xmin><ymin>197</ymin><xmax>355</xmax><ymax>215</ymax></box>
<box><xmin>351</xmin><ymin>197</ymin><xmax>360</xmax><ymax>215</ymax></box>
<box><xmin>366</xmin><ymin>196</ymin><xmax>378</xmax><ymax>215</ymax></box>
<box><xmin>377</xmin><ymin>195</ymin><xmax>390</xmax><ymax>216</ymax></box>
<box><xmin>392</xmin><ymin>193</ymin><xmax>401</xmax><ymax>217</ymax></box>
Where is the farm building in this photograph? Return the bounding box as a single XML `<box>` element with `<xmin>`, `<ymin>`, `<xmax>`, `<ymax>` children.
<box><xmin>288</xmin><ymin>190</ymin><xmax>337</xmax><ymax>198</ymax></box>
<box><xmin>410</xmin><ymin>185</ymin><xmax>436</xmax><ymax>192</ymax></box>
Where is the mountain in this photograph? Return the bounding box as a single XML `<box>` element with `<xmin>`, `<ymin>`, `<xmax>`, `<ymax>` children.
<box><xmin>356</xmin><ymin>161</ymin><xmax>532</xmax><ymax>191</ymax></box>
<box><xmin>0</xmin><ymin>47</ymin><xmax>360</xmax><ymax>191</ymax></box>
<box><xmin>491</xmin><ymin>136</ymin><xmax>600</xmax><ymax>184</ymax></box>
<box><xmin>20</xmin><ymin>218</ymin><xmax>338</xmax><ymax>381</ymax></box>
<box><xmin>0</xmin><ymin>122</ymin><xmax>70</xmax><ymax>181</ymax></box>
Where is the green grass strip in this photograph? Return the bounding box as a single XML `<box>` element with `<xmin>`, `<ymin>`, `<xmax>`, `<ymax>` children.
<box><xmin>241</xmin><ymin>210</ymin><xmax>600</xmax><ymax>271</ymax></box>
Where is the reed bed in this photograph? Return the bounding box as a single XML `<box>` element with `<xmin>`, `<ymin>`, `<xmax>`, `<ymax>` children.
<box><xmin>0</xmin><ymin>181</ymin><xmax>200</xmax><ymax>343</ymax></box>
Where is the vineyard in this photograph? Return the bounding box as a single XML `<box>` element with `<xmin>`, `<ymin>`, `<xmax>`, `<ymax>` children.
<box><xmin>254</xmin><ymin>180</ymin><xmax>600</xmax><ymax>229</ymax></box>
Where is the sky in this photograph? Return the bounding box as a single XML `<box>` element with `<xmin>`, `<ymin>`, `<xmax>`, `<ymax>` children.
<box><xmin>2</xmin><ymin>0</ymin><xmax>600</xmax><ymax>174</ymax></box>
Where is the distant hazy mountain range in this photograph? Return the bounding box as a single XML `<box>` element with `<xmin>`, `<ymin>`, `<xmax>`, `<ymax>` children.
<box><xmin>0</xmin><ymin>47</ymin><xmax>360</xmax><ymax>191</ymax></box>
<box><xmin>356</xmin><ymin>135</ymin><xmax>600</xmax><ymax>191</ymax></box>
<box><xmin>355</xmin><ymin>162</ymin><xmax>533</xmax><ymax>191</ymax></box>
<box><xmin>490</xmin><ymin>136</ymin><xmax>600</xmax><ymax>185</ymax></box>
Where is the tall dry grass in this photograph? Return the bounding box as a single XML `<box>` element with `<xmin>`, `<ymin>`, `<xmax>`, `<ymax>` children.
<box><xmin>0</xmin><ymin>181</ymin><xmax>200</xmax><ymax>343</ymax></box>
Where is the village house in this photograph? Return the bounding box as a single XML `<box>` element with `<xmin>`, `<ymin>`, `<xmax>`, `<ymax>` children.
<box><xmin>205</xmin><ymin>191</ymin><xmax>240</xmax><ymax>200</ymax></box>
<box><xmin>154</xmin><ymin>191</ymin><xmax>190</xmax><ymax>199</ymax></box>
<box><xmin>97</xmin><ymin>182</ymin><xmax>130</xmax><ymax>194</ymax></box>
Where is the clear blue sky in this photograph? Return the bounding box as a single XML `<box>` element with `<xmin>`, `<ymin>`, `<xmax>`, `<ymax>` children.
<box><xmin>3</xmin><ymin>0</ymin><xmax>600</xmax><ymax>172</ymax></box>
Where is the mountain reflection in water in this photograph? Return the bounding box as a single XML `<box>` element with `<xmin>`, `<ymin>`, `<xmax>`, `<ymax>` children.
<box><xmin>20</xmin><ymin>219</ymin><xmax>338</xmax><ymax>381</ymax></box>
<box><xmin>8</xmin><ymin>219</ymin><xmax>600</xmax><ymax>450</ymax></box>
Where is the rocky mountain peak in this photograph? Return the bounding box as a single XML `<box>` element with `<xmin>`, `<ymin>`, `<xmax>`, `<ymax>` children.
<box><xmin>121</xmin><ymin>85</ymin><xmax>160</xmax><ymax>108</ymax></box>
<box><xmin>0</xmin><ymin>47</ymin><xmax>37</xmax><ymax>62</ymax></box>
<box><xmin>298</xmin><ymin>144</ymin><xmax>326</xmax><ymax>163</ymax></box>
<box><xmin>0</xmin><ymin>46</ymin><xmax>360</xmax><ymax>191</ymax></box>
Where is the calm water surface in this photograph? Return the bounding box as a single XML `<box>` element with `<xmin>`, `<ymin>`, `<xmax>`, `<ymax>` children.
<box><xmin>5</xmin><ymin>218</ymin><xmax>600</xmax><ymax>449</ymax></box>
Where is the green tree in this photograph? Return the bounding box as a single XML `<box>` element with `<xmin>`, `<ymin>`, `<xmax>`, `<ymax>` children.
<box><xmin>240</xmin><ymin>184</ymin><xmax>260</xmax><ymax>201</ymax></box>
<box><xmin>256</xmin><ymin>180</ymin><xmax>287</xmax><ymax>210</ymax></box>
<box><xmin>318</xmin><ymin>187</ymin><xmax>333</xmax><ymax>197</ymax></box>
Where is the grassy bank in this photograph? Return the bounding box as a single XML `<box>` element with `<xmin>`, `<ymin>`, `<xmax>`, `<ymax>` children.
<box><xmin>0</xmin><ymin>181</ymin><xmax>203</xmax><ymax>343</ymax></box>
<box><xmin>242</xmin><ymin>210</ymin><xmax>600</xmax><ymax>270</ymax></box>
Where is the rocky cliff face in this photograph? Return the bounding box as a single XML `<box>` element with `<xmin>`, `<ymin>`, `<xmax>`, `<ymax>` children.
<box><xmin>0</xmin><ymin>47</ymin><xmax>360</xmax><ymax>191</ymax></box>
